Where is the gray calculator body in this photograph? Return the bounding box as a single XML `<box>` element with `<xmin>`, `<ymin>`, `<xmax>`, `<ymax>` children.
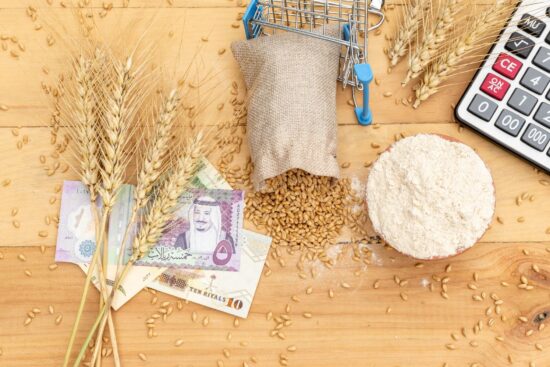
<box><xmin>455</xmin><ymin>0</ymin><xmax>550</xmax><ymax>173</ymax></box>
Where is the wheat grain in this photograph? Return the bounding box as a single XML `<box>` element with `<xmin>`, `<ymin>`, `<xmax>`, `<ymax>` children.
<box><xmin>404</xmin><ymin>0</ymin><xmax>461</xmax><ymax>85</ymax></box>
<box><xmin>414</xmin><ymin>1</ymin><xmax>508</xmax><ymax>107</ymax></box>
<box><xmin>388</xmin><ymin>0</ymin><xmax>426</xmax><ymax>66</ymax></box>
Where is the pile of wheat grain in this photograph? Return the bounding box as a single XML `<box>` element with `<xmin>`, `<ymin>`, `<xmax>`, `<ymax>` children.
<box><xmin>245</xmin><ymin>169</ymin><xmax>356</xmax><ymax>265</ymax></box>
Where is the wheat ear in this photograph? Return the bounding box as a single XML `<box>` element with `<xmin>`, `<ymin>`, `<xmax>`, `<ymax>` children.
<box><xmin>403</xmin><ymin>0</ymin><xmax>461</xmax><ymax>86</ymax></box>
<box><xmin>70</xmin><ymin>54</ymin><xmax>101</xmax><ymax>199</ymax></box>
<box><xmin>98</xmin><ymin>56</ymin><xmax>134</xmax><ymax>209</ymax></box>
<box><xmin>61</xmin><ymin>53</ymin><xmax>105</xmax><ymax>367</ymax></box>
<box><xmin>388</xmin><ymin>0</ymin><xmax>425</xmax><ymax>67</ymax></box>
<box><xmin>134</xmin><ymin>89</ymin><xmax>180</xmax><ymax>210</ymax></box>
<box><xmin>413</xmin><ymin>1</ymin><xmax>508</xmax><ymax>108</ymax></box>
<box><xmin>132</xmin><ymin>133</ymin><xmax>204</xmax><ymax>260</ymax></box>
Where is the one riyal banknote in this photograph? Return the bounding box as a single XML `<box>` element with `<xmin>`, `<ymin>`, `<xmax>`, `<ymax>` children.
<box><xmin>150</xmin><ymin>229</ymin><xmax>271</xmax><ymax>318</ymax></box>
<box><xmin>134</xmin><ymin>188</ymin><xmax>244</xmax><ymax>272</ymax></box>
<box><xmin>56</xmin><ymin>159</ymin><xmax>238</xmax><ymax>310</ymax></box>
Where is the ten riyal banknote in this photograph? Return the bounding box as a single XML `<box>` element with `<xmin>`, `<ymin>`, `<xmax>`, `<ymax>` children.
<box><xmin>150</xmin><ymin>229</ymin><xmax>271</xmax><ymax>318</ymax></box>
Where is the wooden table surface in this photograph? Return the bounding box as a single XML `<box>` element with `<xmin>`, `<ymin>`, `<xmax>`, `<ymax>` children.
<box><xmin>0</xmin><ymin>1</ymin><xmax>549</xmax><ymax>366</ymax></box>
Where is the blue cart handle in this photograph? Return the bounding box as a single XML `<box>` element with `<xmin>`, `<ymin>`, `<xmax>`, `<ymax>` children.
<box><xmin>354</xmin><ymin>63</ymin><xmax>373</xmax><ymax>126</ymax></box>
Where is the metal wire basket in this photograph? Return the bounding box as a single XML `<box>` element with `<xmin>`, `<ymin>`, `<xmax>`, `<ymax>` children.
<box><xmin>242</xmin><ymin>0</ymin><xmax>385</xmax><ymax>125</ymax></box>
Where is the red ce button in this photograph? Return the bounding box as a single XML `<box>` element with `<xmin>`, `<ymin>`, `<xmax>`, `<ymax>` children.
<box><xmin>493</xmin><ymin>53</ymin><xmax>522</xmax><ymax>80</ymax></box>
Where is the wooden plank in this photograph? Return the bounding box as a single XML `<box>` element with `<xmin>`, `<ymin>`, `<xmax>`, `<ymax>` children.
<box><xmin>0</xmin><ymin>0</ymin><xmax>503</xmax><ymax>8</ymax></box>
<box><xmin>0</xmin><ymin>6</ymin><xmax>493</xmax><ymax>127</ymax></box>
<box><xmin>0</xmin><ymin>122</ymin><xmax>547</xmax><ymax>248</ymax></box>
<box><xmin>0</xmin><ymin>0</ymin><xmax>245</xmax><ymax>8</ymax></box>
<box><xmin>0</xmin><ymin>241</ymin><xmax>549</xmax><ymax>366</ymax></box>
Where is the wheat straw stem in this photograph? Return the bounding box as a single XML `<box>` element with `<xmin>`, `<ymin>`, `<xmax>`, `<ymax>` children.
<box><xmin>63</xmin><ymin>212</ymin><xmax>108</xmax><ymax>367</ymax></box>
<box><xmin>388</xmin><ymin>0</ymin><xmax>425</xmax><ymax>67</ymax></box>
<box><xmin>414</xmin><ymin>1</ymin><xmax>507</xmax><ymax>108</ymax></box>
<box><xmin>89</xmin><ymin>204</ymin><xmax>121</xmax><ymax>367</ymax></box>
<box><xmin>403</xmin><ymin>0</ymin><xmax>461</xmax><ymax>85</ymax></box>
<box><xmin>72</xmin><ymin>304</ymin><xmax>107</xmax><ymax>367</ymax></box>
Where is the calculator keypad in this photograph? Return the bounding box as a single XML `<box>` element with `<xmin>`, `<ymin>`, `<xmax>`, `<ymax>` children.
<box><xmin>456</xmin><ymin>1</ymin><xmax>550</xmax><ymax>173</ymax></box>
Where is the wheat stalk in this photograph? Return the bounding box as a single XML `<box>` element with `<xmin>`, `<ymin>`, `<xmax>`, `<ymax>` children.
<box><xmin>61</xmin><ymin>52</ymin><xmax>109</xmax><ymax>367</ymax></box>
<box><xmin>72</xmin><ymin>133</ymin><xmax>205</xmax><ymax>367</ymax></box>
<box><xmin>403</xmin><ymin>0</ymin><xmax>461</xmax><ymax>86</ymax></box>
<box><xmin>413</xmin><ymin>1</ymin><xmax>508</xmax><ymax>108</ymax></box>
<box><xmin>87</xmin><ymin>135</ymin><xmax>204</xmax><ymax>367</ymax></box>
<box><xmin>388</xmin><ymin>0</ymin><xmax>426</xmax><ymax>67</ymax></box>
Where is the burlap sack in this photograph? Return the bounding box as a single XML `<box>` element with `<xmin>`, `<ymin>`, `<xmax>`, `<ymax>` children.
<box><xmin>231</xmin><ymin>27</ymin><xmax>341</xmax><ymax>191</ymax></box>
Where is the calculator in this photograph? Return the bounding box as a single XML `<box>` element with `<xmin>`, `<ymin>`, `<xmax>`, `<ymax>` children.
<box><xmin>455</xmin><ymin>1</ymin><xmax>550</xmax><ymax>173</ymax></box>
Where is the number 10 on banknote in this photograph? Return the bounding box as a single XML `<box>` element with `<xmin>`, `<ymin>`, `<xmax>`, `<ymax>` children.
<box><xmin>133</xmin><ymin>188</ymin><xmax>244</xmax><ymax>272</ymax></box>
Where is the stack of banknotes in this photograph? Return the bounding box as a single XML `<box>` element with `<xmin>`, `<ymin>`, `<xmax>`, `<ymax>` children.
<box><xmin>55</xmin><ymin>159</ymin><xmax>272</xmax><ymax>318</ymax></box>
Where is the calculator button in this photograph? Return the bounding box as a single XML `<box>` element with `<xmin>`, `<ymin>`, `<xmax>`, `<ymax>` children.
<box><xmin>505</xmin><ymin>32</ymin><xmax>535</xmax><ymax>59</ymax></box>
<box><xmin>546</xmin><ymin>30</ymin><xmax>550</xmax><ymax>45</ymax></box>
<box><xmin>493</xmin><ymin>53</ymin><xmax>522</xmax><ymax>79</ymax></box>
<box><xmin>518</xmin><ymin>14</ymin><xmax>546</xmax><ymax>37</ymax></box>
<box><xmin>534</xmin><ymin>102</ymin><xmax>550</xmax><ymax>129</ymax></box>
<box><xmin>520</xmin><ymin>67</ymin><xmax>550</xmax><ymax>95</ymax></box>
<box><xmin>508</xmin><ymin>88</ymin><xmax>538</xmax><ymax>115</ymax></box>
<box><xmin>480</xmin><ymin>73</ymin><xmax>510</xmax><ymax>100</ymax></box>
<box><xmin>495</xmin><ymin>110</ymin><xmax>525</xmax><ymax>137</ymax></box>
<box><xmin>521</xmin><ymin>124</ymin><xmax>550</xmax><ymax>151</ymax></box>
<box><xmin>533</xmin><ymin>47</ymin><xmax>550</xmax><ymax>73</ymax></box>
<box><xmin>467</xmin><ymin>94</ymin><xmax>498</xmax><ymax>121</ymax></box>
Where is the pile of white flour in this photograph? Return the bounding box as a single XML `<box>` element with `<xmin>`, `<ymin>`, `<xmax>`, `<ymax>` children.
<box><xmin>366</xmin><ymin>134</ymin><xmax>495</xmax><ymax>259</ymax></box>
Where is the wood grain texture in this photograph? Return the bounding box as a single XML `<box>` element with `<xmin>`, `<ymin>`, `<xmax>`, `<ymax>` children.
<box><xmin>0</xmin><ymin>1</ymin><xmax>549</xmax><ymax>366</ymax></box>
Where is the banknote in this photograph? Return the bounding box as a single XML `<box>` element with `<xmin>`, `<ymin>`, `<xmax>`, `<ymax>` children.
<box><xmin>58</xmin><ymin>159</ymin><xmax>237</xmax><ymax>310</ymax></box>
<box><xmin>134</xmin><ymin>188</ymin><xmax>244</xmax><ymax>272</ymax></box>
<box><xmin>56</xmin><ymin>180</ymin><xmax>134</xmax><ymax>263</ymax></box>
<box><xmin>150</xmin><ymin>229</ymin><xmax>271</xmax><ymax>318</ymax></box>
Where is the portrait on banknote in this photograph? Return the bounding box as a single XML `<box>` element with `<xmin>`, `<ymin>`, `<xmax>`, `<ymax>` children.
<box><xmin>134</xmin><ymin>188</ymin><xmax>244</xmax><ymax>272</ymax></box>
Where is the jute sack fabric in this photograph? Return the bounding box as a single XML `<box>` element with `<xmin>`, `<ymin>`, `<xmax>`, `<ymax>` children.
<box><xmin>231</xmin><ymin>27</ymin><xmax>341</xmax><ymax>191</ymax></box>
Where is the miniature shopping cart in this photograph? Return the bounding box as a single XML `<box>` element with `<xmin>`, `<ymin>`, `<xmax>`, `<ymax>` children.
<box><xmin>242</xmin><ymin>0</ymin><xmax>385</xmax><ymax>126</ymax></box>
